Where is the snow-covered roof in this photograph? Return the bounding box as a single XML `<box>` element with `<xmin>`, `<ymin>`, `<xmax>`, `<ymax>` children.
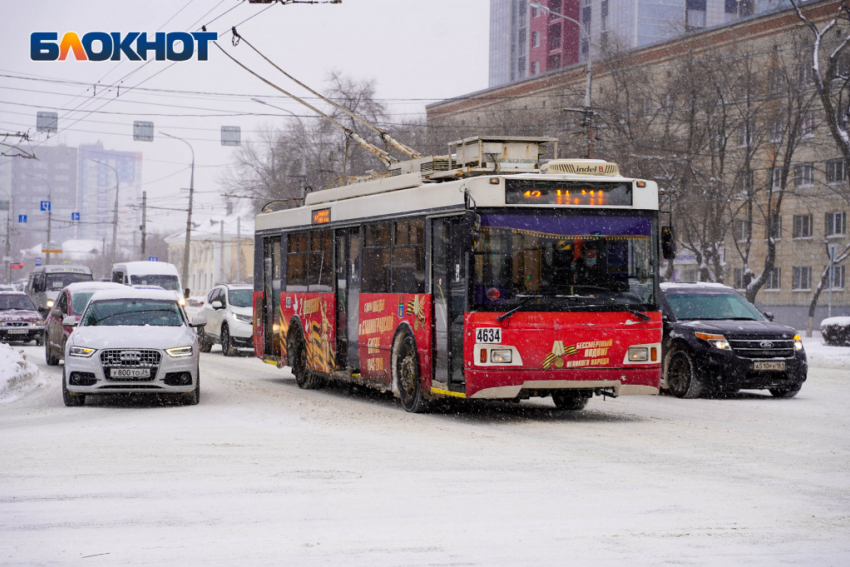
<box><xmin>64</xmin><ymin>282</ymin><xmax>126</xmax><ymax>294</ymax></box>
<box><xmin>61</xmin><ymin>240</ymin><xmax>103</xmax><ymax>254</ymax></box>
<box><xmin>661</xmin><ymin>282</ymin><xmax>733</xmax><ymax>292</ymax></box>
<box><xmin>88</xmin><ymin>288</ymin><xmax>181</xmax><ymax>303</ymax></box>
<box><xmin>114</xmin><ymin>261</ymin><xmax>179</xmax><ymax>277</ymax></box>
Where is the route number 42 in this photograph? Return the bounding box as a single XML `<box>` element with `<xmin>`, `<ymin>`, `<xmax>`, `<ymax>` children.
<box><xmin>475</xmin><ymin>327</ymin><xmax>502</xmax><ymax>344</ymax></box>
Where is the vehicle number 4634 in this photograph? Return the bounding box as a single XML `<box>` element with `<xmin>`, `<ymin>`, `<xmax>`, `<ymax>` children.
<box><xmin>475</xmin><ymin>327</ymin><xmax>501</xmax><ymax>344</ymax></box>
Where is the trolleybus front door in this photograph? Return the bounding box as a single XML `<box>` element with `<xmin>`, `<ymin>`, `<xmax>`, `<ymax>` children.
<box><xmin>263</xmin><ymin>236</ymin><xmax>282</xmax><ymax>358</ymax></box>
<box><xmin>335</xmin><ymin>227</ymin><xmax>361</xmax><ymax>371</ymax></box>
<box><xmin>432</xmin><ymin>218</ymin><xmax>466</xmax><ymax>387</ymax></box>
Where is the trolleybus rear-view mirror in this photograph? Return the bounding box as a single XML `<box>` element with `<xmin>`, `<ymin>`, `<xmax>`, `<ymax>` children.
<box><xmin>661</xmin><ymin>226</ymin><xmax>676</xmax><ymax>260</ymax></box>
<box><xmin>463</xmin><ymin>212</ymin><xmax>482</xmax><ymax>249</ymax></box>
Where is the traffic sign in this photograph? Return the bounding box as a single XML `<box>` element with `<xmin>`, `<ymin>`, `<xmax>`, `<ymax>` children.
<box><xmin>40</xmin><ymin>201</ymin><xmax>51</xmax><ymax>212</ymax></box>
<box><xmin>35</xmin><ymin>256</ymin><xmax>42</xmax><ymax>263</ymax></box>
<box><xmin>148</xmin><ymin>256</ymin><xmax>159</xmax><ymax>262</ymax></box>
<box><xmin>34</xmin><ymin>260</ymin><xmax>41</xmax><ymax>267</ymax></box>
<box><xmin>18</xmin><ymin>215</ymin><xmax>26</xmax><ymax>223</ymax></box>
<box><xmin>71</xmin><ymin>212</ymin><xmax>80</xmax><ymax>221</ymax></box>
<box><xmin>10</xmin><ymin>262</ymin><xmax>24</xmax><ymax>270</ymax></box>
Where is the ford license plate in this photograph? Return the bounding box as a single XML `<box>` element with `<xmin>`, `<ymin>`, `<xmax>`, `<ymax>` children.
<box><xmin>110</xmin><ymin>368</ymin><xmax>150</xmax><ymax>379</ymax></box>
<box><xmin>754</xmin><ymin>361</ymin><xmax>785</xmax><ymax>371</ymax></box>
<box><xmin>6</xmin><ymin>329</ymin><xmax>27</xmax><ymax>334</ymax></box>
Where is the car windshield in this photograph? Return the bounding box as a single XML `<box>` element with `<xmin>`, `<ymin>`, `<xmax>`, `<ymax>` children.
<box><xmin>666</xmin><ymin>293</ymin><xmax>764</xmax><ymax>321</ymax></box>
<box><xmin>472</xmin><ymin>212</ymin><xmax>658</xmax><ymax>310</ymax></box>
<box><xmin>0</xmin><ymin>295</ymin><xmax>36</xmax><ymax>311</ymax></box>
<box><xmin>129</xmin><ymin>274</ymin><xmax>180</xmax><ymax>291</ymax></box>
<box><xmin>82</xmin><ymin>299</ymin><xmax>184</xmax><ymax>327</ymax></box>
<box><xmin>71</xmin><ymin>292</ymin><xmax>99</xmax><ymax>315</ymax></box>
<box><xmin>229</xmin><ymin>289</ymin><xmax>252</xmax><ymax>308</ymax></box>
<box><xmin>47</xmin><ymin>272</ymin><xmax>93</xmax><ymax>289</ymax></box>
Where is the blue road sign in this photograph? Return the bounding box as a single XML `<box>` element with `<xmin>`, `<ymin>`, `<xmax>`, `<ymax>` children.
<box><xmin>148</xmin><ymin>256</ymin><xmax>159</xmax><ymax>262</ymax></box>
<box><xmin>40</xmin><ymin>201</ymin><xmax>51</xmax><ymax>212</ymax></box>
<box><xmin>71</xmin><ymin>212</ymin><xmax>80</xmax><ymax>221</ymax></box>
<box><xmin>18</xmin><ymin>215</ymin><xmax>27</xmax><ymax>223</ymax></box>
<box><xmin>35</xmin><ymin>256</ymin><xmax>42</xmax><ymax>264</ymax></box>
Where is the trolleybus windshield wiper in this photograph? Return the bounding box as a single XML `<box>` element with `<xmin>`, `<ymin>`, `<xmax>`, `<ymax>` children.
<box><xmin>496</xmin><ymin>295</ymin><xmax>541</xmax><ymax>323</ymax></box>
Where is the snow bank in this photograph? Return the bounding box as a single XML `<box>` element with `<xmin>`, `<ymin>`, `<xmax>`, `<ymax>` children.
<box><xmin>820</xmin><ymin>316</ymin><xmax>850</xmax><ymax>346</ymax></box>
<box><xmin>0</xmin><ymin>343</ymin><xmax>48</xmax><ymax>403</ymax></box>
<box><xmin>802</xmin><ymin>334</ymin><xmax>850</xmax><ymax>370</ymax></box>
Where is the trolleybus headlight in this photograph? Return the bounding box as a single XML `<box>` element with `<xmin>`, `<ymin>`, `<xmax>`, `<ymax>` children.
<box><xmin>695</xmin><ymin>332</ymin><xmax>731</xmax><ymax>350</ymax></box>
<box><xmin>627</xmin><ymin>347</ymin><xmax>649</xmax><ymax>362</ymax></box>
<box><xmin>165</xmin><ymin>346</ymin><xmax>193</xmax><ymax>358</ymax></box>
<box><xmin>69</xmin><ymin>346</ymin><xmax>96</xmax><ymax>358</ymax></box>
<box><xmin>794</xmin><ymin>334</ymin><xmax>804</xmax><ymax>351</ymax></box>
<box><xmin>490</xmin><ymin>349</ymin><xmax>512</xmax><ymax>363</ymax></box>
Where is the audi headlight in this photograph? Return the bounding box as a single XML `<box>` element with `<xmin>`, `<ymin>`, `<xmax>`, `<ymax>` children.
<box><xmin>794</xmin><ymin>334</ymin><xmax>804</xmax><ymax>351</ymax></box>
<box><xmin>69</xmin><ymin>346</ymin><xmax>96</xmax><ymax>358</ymax></box>
<box><xmin>695</xmin><ymin>332</ymin><xmax>731</xmax><ymax>350</ymax></box>
<box><xmin>233</xmin><ymin>313</ymin><xmax>252</xmax><ymax>323</ymax></box>
<box><xmin>165</xmin><ymin>346</ymin><xmax>193</xmax><ymax>358</ymax></box>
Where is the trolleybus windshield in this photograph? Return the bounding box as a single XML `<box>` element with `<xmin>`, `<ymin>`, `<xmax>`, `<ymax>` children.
<box><xmin>472</xmin><ymin>212</ymin><xmax>657</xmax><ymax>311</ymax></box>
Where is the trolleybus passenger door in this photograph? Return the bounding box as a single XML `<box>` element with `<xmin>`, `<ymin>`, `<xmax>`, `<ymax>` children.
<box><xmin>263</xmin><ymin>237</ymin><xmax>282</xmax><ymax>357</ymax></box>
<box><xmin>432</xmin><ymin>218</ymin><xmax>467</xmax><ymax>386</ymax></box>
<box><xmin>335</xmin><ymin>227</ymin><xmax>361</xmax><ymax>371</ymax></box>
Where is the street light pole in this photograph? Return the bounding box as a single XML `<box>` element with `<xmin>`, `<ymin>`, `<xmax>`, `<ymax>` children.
<box><xmin>162</xmin><ymin>132</ymin><xmax>195</xmax><ymax>296</ymax></box>
<box><xmin>252</xmin><ymin>98</ymin><xmax>308</xmax><ymax>199</ymax></box>
<box><xmin>531</xmin><ymin>2</ymin><xmax>594</xmax><ymax>158</ymax></box>
<box><xmin>90</xmin><ymin>159</ymin><xmax>120</xmax><ymax>269</ymax></box>
<box><xmin>1</xmin><ymin>188</ymin><xmax>10</xmax><ymax>284</ymax></box>
<box><xmin>23</xmin><ymin>174</ymin><xmax>55</xmax><ymax>265</ymax></box>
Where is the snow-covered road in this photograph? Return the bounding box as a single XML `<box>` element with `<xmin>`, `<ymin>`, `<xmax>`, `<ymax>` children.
<box><xmin>2</xmin><ymin>344</ymin><xmax>848</xmax><ymax>565</ymax></box>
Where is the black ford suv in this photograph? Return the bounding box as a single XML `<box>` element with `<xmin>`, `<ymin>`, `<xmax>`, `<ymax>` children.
<box><xmin>660</xmin><ymin>283</ymin><xmax>807</xmax><ymax>398</ymax></box>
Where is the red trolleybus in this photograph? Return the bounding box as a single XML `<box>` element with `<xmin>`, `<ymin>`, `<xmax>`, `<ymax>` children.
<box><xmin>252</xmin><ymin>136</ymin><xmax>672</xmax><ymax>412</ymax></box>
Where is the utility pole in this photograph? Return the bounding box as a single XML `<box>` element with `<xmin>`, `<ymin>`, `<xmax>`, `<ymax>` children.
<box><xmin>162</xmin><ymin>132</ymin><xmax>195</xmax><ymax>296</ymax></box>
<box><xmin>1</xmin><ymin>189</ymin><xmax>10</xmax><ymax>284</ymax></box>
<box><xmin>236</xmin><ymin>216</ymin><xmax>242</xmax><ymax>283</ymax></box>
<box><xmin>219</xmin><ymin>218</ymin><xmax>225</xmax><ymax>284</ymax></box>
<box><xmin>140</xmin><ymin>191</ymin><xmax>147</xmax><ymax>258</ymax></box>
<box><xmin>45</xmin><ymin>183</ymin><xmax>52</xmax><ymax>265</ymax></box>
<box><xmin>90</xmin><ymin>159</ymin><xmax>120</xmax><ymax>268</ymax></box>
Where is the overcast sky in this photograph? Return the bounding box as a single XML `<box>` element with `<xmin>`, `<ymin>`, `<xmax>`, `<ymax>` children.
<box><xmin>0</xmin><ymin>0</ymin><xmax>490</xmax><ymax>234</ymax></box>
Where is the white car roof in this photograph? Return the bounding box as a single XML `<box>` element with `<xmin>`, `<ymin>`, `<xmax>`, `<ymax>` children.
<box><xmin>660</xmin><ymin>282</ymin><xmax>734</xmax><ymax>292</ymax></box>
<box><xmin>88</xmin><ymin>288</ymin><xmax>181</xmax><ymax>303</ymax></box>
<box><xmin>64</xmin><ymin>282</ymin><xmax>127</xmax><ymax>294</ymax></box>
<box><xmin>114</xmin><ymin>261</ymin><xmax>180</xmax><ymax>277</ymax></box>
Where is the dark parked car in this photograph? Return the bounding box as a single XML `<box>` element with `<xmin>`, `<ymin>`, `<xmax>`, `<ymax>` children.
<box><xmin>660</xmin><ymin>282</ymin><xmax>807</xmax><ymax>398</ymax></box>
<box><xmin>0</xmin><ymin>292</ymin><xmax>45</xmax><ymax>345</ymax></box>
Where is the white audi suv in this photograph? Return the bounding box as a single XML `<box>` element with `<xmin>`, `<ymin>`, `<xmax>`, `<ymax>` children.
<box><xmin>62</xmin><ymin>288</ymin><xmax>206</xmax><ymax>406</ymax></box>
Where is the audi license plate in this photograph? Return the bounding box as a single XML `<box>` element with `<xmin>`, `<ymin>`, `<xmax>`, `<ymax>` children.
<box><xmin>110</xmin><ymin>368</ymin><xmax>150</xmax><ymax>379</ymax></box>
<box><xmin>6</xmin><ymin>329</ymin><xmax>27</xmax><ymax>334</ymax></box>
<box><xmin>754</xmin><ymin>361</ymin><xmax>786</xmax><ymax>371</ymax></box>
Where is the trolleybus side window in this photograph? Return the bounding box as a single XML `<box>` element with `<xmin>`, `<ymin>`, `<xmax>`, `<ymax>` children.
<box><xmin>309</xmin><ymin>229</ymin><xmax>333</xmax><ymax>292</ymax></box>
<box><xmin>392</xmin><ymin>219</ymin><xmax>426</xmax><ymax>294</ymax></box>
<box><xmin>362</xmin><ymin>222</ymin><xmax>391</xmax><ymax>293</ymax></box>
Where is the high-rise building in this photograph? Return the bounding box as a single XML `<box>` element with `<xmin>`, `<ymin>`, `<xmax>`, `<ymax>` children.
<box><xmin>10</xmin><ymin>146</ymin><xmax>78</xmax><ymax>246</ymax></box>
<box><xmin>77</xmin><ymin>143</ymin><xmax>142</xmax><ymax>255</ymax></box>
<box><xmin>491</xmin><ymin>0</ymin><xmax>770</xmax><ymax>87</ymax></box>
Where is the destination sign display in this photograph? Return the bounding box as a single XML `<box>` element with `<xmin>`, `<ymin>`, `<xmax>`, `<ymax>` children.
<box><xmin>312</xmin><ymin>208</ymin><xmax>330</xmax><ymax>225</ymax></box>
<box><xmin>505</xmin><ymin>180</ymin><xmax>633</xmax><ymax>207</ymax></box>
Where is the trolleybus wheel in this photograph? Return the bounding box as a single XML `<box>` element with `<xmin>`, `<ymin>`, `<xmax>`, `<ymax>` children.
<box><xmin>289</xmin><ymin>326</ymin><xmax>322</xmax><ymax>390</ymax></box>
<box><xmin>551</xmin><ymin>391</ymin><xmax>590</xmax><ymax>411</ymax></box>
<box><xmin>666</xmin><ymin>349</ymin><xmax>703</xmax><ymax>399</ymax></box>
<box><xmin>395</xmin><ymin>331</ymin><xmax>429</xmax><ymax>413</ymax></box>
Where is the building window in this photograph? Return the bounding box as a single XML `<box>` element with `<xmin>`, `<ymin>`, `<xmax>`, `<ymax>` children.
<box><xmin>547</xmin><ymin>53</ymin><xmax>561</xmax><ymax>70</ymax></box>
<box><xmin>793</xmin><ymin>214</ymin><xmax>813</xmax><ymax>239</ymax></box>
<box><xmin>532</xmin><ymin>31</ymin><xmax>540</xmax><ymax>48</ymax></box>
<box><xmin>686</xmin><ymin>0</ymin><xmax>707</xmax><ymax>29</ymax></box>
<box><xmin>800</xmin><ymin>112</ymin><xmax>815</xmax><ymax>138</ymax></box>
<box><xmin>765</xmin><ymin>267</ymin><xmax>781</xmax><ymax>290</ymax></box>
<box><xmin>765</xmin><ymin>214</ymin><xmax>782</xmax><ymax>240</ymax></box>
<box><xmin>768</xmin><ymin>120</ymin><xmax>783</xmax><ymax>143</ymax></box>
<box><xmin>531</xmin><ymin>60</ymin><xmax>540</xmax><ymax>75</ymax></box>
<box><xmin>548</xmin><ymin>0</ymin><xmax>561</xmax><ymax>20</ymax></box>
<box><xmin>772</xmin><ymin>167</ymin><xmax>783</xmax><ymax>190</ymax></box>
<box><xmin>735</xmin><ymin>220</ymin><xmax>751</xmax><ymax>242</ymax></box>
<box><xmin>826</xmin><ymin>211</ymin><xmax>847</xmax><ymax>236</ymax></box>
<box><xmin>548</xmin><ymin>23</ymin><xmax>561</xmax><ymax>51</ymax></box>
<box><xmin>734</xmin><ymin>267</ymin><xmax>745</xmax><ymax>290</ymax></box>
<box><xmin>826</xmin><ymin>158</ymin><xmax>846</xmax><ymax>184</ymax></box>
<box><xmin>738</xmin><ymin>124</ymin><xmax>752</xmax><ymax>147</ymax></box>
<box><xmin>830</xmin><ymin>265</ymin><xmax>846</xmax><ymax>290</ymax></box>
<box><xmin>793</xmin><ymin>266</ymin><xmax>812</xmax><ymax>290</ymax></box>
<box><xmin>794</xmin><ymin>163</ymin><xmax>814</xmax><ymax>188</ymax></box>
<box><xmin>799</xmin><ymin>63</ymin><xmax>815</xmax><ymax>87</ymax></box>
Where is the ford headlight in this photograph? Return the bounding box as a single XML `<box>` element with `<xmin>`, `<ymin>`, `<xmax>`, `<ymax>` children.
<box><xmin>794</xmin><ymin>334</ymin><xmax>804</xmax><ymax>351</ymax></box>
<box><xmin>69</xmin><ymin>346</ymin><xmax>96</xmax><ymax>358</ymax></box>
<box><xmin>695</xmin><ymin>332</ymin><xmax>731</xmax><ymax>350</ymax></box>
<box><xmin>232</xmin><ymin>313</ymin><xmax>252</xmax><ymax>324</ymax></box>
<box><xmin>165</xmin><ymin>346</ymin><xmax>193</xmax><ymax>358</ymax></box>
